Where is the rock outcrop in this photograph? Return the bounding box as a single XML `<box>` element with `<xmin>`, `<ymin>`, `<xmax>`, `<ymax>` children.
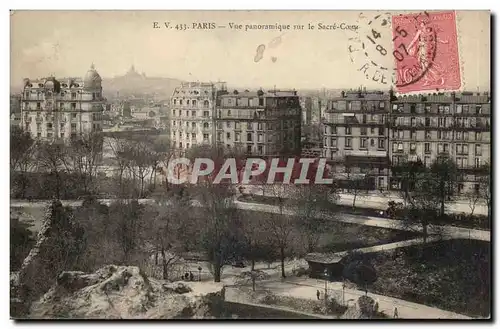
<box><xmin>29</xmin><ymin>265</ymin><xmax>225</xmax><ymax>319</ymax></box>
<box><xmin>11</xmin><ymin>200</ymin><xmax>84</xmax><ymax>317</ymax></box>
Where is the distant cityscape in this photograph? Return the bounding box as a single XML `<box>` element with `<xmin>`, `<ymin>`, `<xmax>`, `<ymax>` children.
<box><xmin>11</xmin><ymin>64</ymin><xmax>491</xmax><ymax>195</ymax></box>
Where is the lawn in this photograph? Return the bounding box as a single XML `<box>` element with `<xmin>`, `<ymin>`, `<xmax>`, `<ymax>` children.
<box><xmin>368</xmin><ymin>239</ymin><xmax>490</xmax><ymax>318</ymax></box>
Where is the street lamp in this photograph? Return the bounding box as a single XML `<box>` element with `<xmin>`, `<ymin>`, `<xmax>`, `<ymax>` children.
<box><xmin>323</xmin><ymin>268</ymin><xmax>328</xmax><ymax>310</ymax></box>
<box><xmin>198</xmin><ymin>266</ymin><xmax>202</xmax><ymax>281</ymax></box>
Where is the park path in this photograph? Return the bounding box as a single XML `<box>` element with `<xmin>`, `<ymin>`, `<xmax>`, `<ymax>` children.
<box><xmin>227</xmin><ymin>277</ymin><xmax>472</xmax><ymax>319</ymax></box>
<box><xmin>10</xmin><ymin>198</ymin><xmax>490</xmax><ymax>242</ymax></box>
<box><xmin>241</xmin><ymin>184</ymin><xmax>488</xmax><ymax>216</ymax></box>
<box><xmin>233</xmin><ymin>199</ymin><xmax>491</xmax><ymax>242</ymax></box>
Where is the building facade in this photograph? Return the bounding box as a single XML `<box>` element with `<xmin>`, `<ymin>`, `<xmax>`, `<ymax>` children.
<box><xmin>215</xmin><ymin>89</ymin><xmax>302</xmax><ymax>156</ymax></box>
<box><xmin>321</xmin><ymin>90</ymin><xmax>491</xmax><ymax>193</ymax></box>
<box><xmin>322</xmin><ymin>90</ymin><xmax>391</xmax><ymax>190</ymax></box>
<box><xmin>389</xmin><ymin>92</ymin><xmax>491</xmax><ymax>193</ymax></box>
<box><xmin>20</xmin><ymin>64</ymin><xmax>104</xmax><ymax>140</ymax></box>
<box><xmin>170</xmin><ymin>83</ymin><xmax>302</xmax><ymax>157</ymax></box>
<box><xmin>170</xmin><ymin>82</ymin><xmax>222</xmax><ymax>152</ymax></box>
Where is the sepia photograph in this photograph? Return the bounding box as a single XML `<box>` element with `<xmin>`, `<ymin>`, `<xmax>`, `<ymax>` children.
<box><xmin>9</xmin><ymin>9</ymin><xmax>491</xmax><ymax>320</ymax></box>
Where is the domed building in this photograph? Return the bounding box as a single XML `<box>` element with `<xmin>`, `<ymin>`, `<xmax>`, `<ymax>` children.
<box><xmin>84</xmin><ymin>64</ymin><xmax>102</xmax><ymax>89</ymax></box>
<box><xmin>20</xmin><ymin>64</ymin><xmax>105</xmax><ymax>141</ymax></box>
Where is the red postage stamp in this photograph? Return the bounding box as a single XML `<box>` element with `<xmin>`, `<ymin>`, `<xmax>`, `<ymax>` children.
<box><xmin>392</xmin><ymin>11</ymin><xmax>461</xmax><ymax>93</ymax></box>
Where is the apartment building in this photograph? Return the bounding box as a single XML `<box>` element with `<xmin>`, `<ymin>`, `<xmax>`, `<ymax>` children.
<box><xmin>322</xmin><ymin>90</ymin><xmax>391</xmax><ymax>190</ymax></box>
<box><xmin>170</xmin><ymin>82</ymin><xmax>225</xmax><ymax>153</ymax></box>
<box><xmin>215</xmin><ymin>89</ymin><xmax>302</xmax><ymax>157</ymax></box>
<box><xmin>20</xmin><ymin>64</ymin><xmax>104</xmax><ymax>140</ymax></box>
<box><xmin>389</xmin><ymin>92</ymin><xmax>491</xmax><ymax>193</ymax></box>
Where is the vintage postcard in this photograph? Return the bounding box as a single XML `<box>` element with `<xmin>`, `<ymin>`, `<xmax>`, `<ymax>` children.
<box><xmin>10</xmin><ymin>10</ymin><xmax>490</xmax><ymax>320</ymax></box>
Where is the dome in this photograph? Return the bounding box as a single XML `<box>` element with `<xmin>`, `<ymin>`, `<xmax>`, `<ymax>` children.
<box><xmin>84</xmin><ymin>63</ymin><xmax>102</xmax><ymax>89</ymax></box>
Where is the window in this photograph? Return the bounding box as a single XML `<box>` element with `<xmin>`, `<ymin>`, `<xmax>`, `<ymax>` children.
<box><xmin>226</xmin><ymin>132</ymin><xmax>231</xmax><ymax>140</ymax></box>
<box><xmin>331</xmin><ymin>126</ymin><xmax>337</xmax><ymax>135</ymax></box>
<box><xmin>324</xmin><ymin>126</ymin><xmax>329</xmax><ymax>134</ymax></box>
<box><xmin>227</xmin><ymin>110</ymin><xmax>231</xmax><ymax>117</ymax></box>
<box><xmin>258</xmin><ymin>134</ymin><xmax>263</xmax><ymax>142</ymax></box>
<box><xmin>392</xmin><ymin>142</ymin><xmax>398</xmax><ymax>152</ymax></box>
<box><xmin>378</xmin><ymin>128</ymin><xmax>384</xmax><ymax>136</ymax></box>
<box><xmin>247</xmin><ymin>133</ymin><xmax>252</xmax><ymax>142</ymax></box>
<box><xmin>360</xmin><ymin>138</ymin><xmax>367</xmax><ymax>149</ymax></box>
<box><xmin>235</xmin><ymin>133</ymin><xmax>240</xmax><ymax>141</ymax></box>
<box><xmin>345</xmin><ymin>137</ymin><xmax>352</xmax><ymax>148</ymax></box>
<box><xmin>475</xmin><ymin>132</ymin><xmax>482</xmax><ymax>141</ymax></box>
<box><xmin>47</xmin><ymin>132</ymin><xmax>53</xmax><ymax>138</ymax></box>
<box><xmin>475</xmin><ymin>158</ymin><xmax>481</xmax><ymax>168</ymax></box>
<box><xmin>46</xmin><ymin>123</ymin><xmax>53</xmax><ymax>129</ymax></box>
<box><xmin>192</xmin><ymin>100</ymin><xmax>197</xmax><ymax>107</ymax></box>
<box><xmin>179</xmin><ymin>142</ymin><xmax>183</xmax><ymax>148</ymax></box>
<box><xmin>345</xmin><ymin>127</ymin><xmax>352</xmax><ymax>135</ymax></box>
<box><xmin>425</xmin><ymin>131</ymin><xmax>431</xmax><ymax>140</ymax></box>
<box><xmin>186</xmin><ymin>121</ymin><xmax>189</xmax><ymax>127</ymax></box>
<box><xmin>258</xmin><ymin>145</ymin><xmax>263</xmax><ymax>154</ymax></box>
<box><xmin>173</xmin><ymin>121</ymin><xmax>176</xmax><ymax>126</ymax></box>
<box><xmin>191</xmin><ymin>111</ymin><xmax>195</xmax><ymax>117</ymax></box>
<box><xmin>370</xmin><ymin>127</ymin><xmax>375</xmax><ymax>134</ymax></box>
<box><xmin>379</xmin><ymin>101</ymin><xmax>385</xmax><ymax>109</ymax></box>
<box><xmin>71</xmin><ymin>103</ymin><xmax>76</xmax><ymax>110</ymax></box>
<box><xmin>410</xmin><ymin>104</ymin><xmax>416</xmax><ymax>113</ymax></box>
<box><xmin>226</xmin><ymin>121</ymin><xmax>231</xmax><ymax>128</ymax></box>
<box><xmin>424</xmin><ymin>143</ymin><xmax>431</xmax><ymax>153</ymax></box>
<box><xmin>475</xmin><ymin>144</ymin><xmax>482</xmax><ymax>156</ymax></box>
<box><xmin>36</xmin><ymin>102</ymin><xmax>41</xmax><ymax>110</ymax></box>
<box><xmin>203</xmin><ymin>111</ymin><xmax>209</xmax><ymax>117</ymax></box>
<box><xmin>217</xmin><ymin>133</ymin><xmax>222</xmax><ymax>141</ymax></box>
<box><xmin>258</xmin><ymin>98</ymin><xmax>264</xmax><ymax>106</ymax></box>
<box><xmin>361</xmin><ymin>127</ymin><xmax>367</xmax><ymax>135</ymax></box>
<box><xmin>411</xmin><ymin>117</ymin><xmax>416</xmax><ymax>127</ymax></box>
<box><xmin>362</xmin><ymin>114</ymin><xmax>367</xmax><ymax>124</ymax></box>
<box><xmin>438</xmin><ymin>117</ymin><xmax>445</xmax><ymax>127</ymax></box>
<box><xmin>378</xmin><ymin>138</ymin><xmax>385</xmax><ymax>149</ymax></box>
<box><xmin>37</xmin><ymin>132</ymin><xmax>42</xmax><ymax>138</ymax></box>
<box><xmin>247</xmin><ymin>122</ymin><xmax>253</xmax><ymax>130</ymax></box>
<box><xmin>443</xmin><ymin>143</ymin><xmax>449</xmax><ymax>153</ymax></box>
<box><xmin>410</xmin><ymin>142</ymin><xmax>416</xmax><ymax>151</ymax></box>
<box><xmin>192</xmin><ymin>133</ymin><xmax>196</xmax><ymax>139</ymax></box>
<box><xmin>425</xmin><ymin>117</ymin><xmax>430</xmax><ymax>127</ymax></box>
<box><xmin>203</xmin><ymin>134</ymin><xmax>209</xmax><ymax>141</ymax></box>
<box><xmin>204</xmin><ymin>100</ymin><xmax>209</xmax><ymax>108</ymax></box>
<box><xmin>180</xmin><ymin>100</ymin><xmax>183</xmax><ymax>105</ymax></box>
<box><xmin>331</xmin><ymin>138</ymin><xmax>337</xmax><ymax>148</ymax></box>
<box><xmin>258</xmin><ymin>123</ymin><xmax>263</xmax><ymax>130</ymax></box>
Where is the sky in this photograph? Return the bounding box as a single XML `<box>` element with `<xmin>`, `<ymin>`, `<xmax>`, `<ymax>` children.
<box><xmin>10</xmin><ymin>10</ymin><xmax>490</xmax><ymax>91</ymax></box>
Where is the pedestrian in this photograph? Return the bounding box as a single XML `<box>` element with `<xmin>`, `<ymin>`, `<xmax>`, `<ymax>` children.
<box><xmin>394</xmin><ymin>307</ymin><xmax>399</xmax><ymax>319</ymax></box>
<box><xmin>316</xmin><ymin>289</ymin><xmax>320</xmax><ymax>300</ymax></box>
<box><xmin>184</xmin><ymin>272</ymin><xmax>189</xmax><ymax>281</ymax></box>
<box><xmin>189</xmin><ymin>271</ymin><xmax>194</xmax><ymax>281</ymax></box>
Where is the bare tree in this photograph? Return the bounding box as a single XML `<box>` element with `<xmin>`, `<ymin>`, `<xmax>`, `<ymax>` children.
<box><xmin>430</xmin><ymin>155</ymin><xmax>459</xmax><ymax>216</ymax></box>
<box><xmin>35</xmin><ymin>140</ymin><xmax>71</xmax><ymax>199</ymax></box>
<box><xmin>67</xmin><ymin>133</ymin><xmax>103</xmax><ymax>196</ymax></box>
<box><xmin>292</xmin><ymin>184</ymin><xmax>336</xmax><ymax>253</ymax></box>
<box><xmin>477</xmin><ymin>163</ymin><xmax>491</xmax><ymax>219</ymax></box>
<box><xmin>127</xmin><ymin>140</ymin><xmax>153</xmax><ymax>198</ymax></box>
<box><xmin>402</xmin><ymin>170</ymin><xmax>441</xmax><ymax>242</ymax></box>
<box><xmin>262</xmin><ymin>183</ymin><xmax>295</xmax><ymax>278</ymax></box>
<box><xmin>106</xmin><ymin>137</ymin><xmax>134</xmax><ymax>198</ymax></box>
<box><xmin>10</xmin><ymin>126</ymin><xmax>37</xmax><ymax>198</ymax></box>
<box><xmin>187</xmin><ymin>144</ymin><xmax>240</xmax><ymax>283</ymax></box>
<box><xmin>465</xmin><ymin>190</ymin><xmax>481</xmax><ymax>217</ymax></box>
